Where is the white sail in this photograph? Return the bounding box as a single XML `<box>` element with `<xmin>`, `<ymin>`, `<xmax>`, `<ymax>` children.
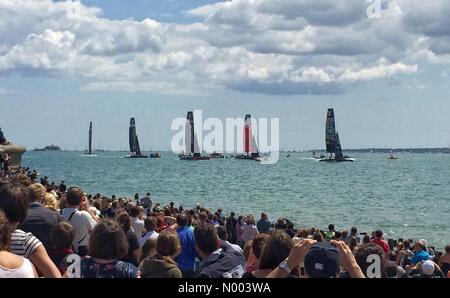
<box><xmin>194</xmin><ymin>132</ymin><xmax>200</xmax><ymax>154</ymax></box>
<box><xmin>251</xmin><ymin>135</ymin><xmax>258</xmax><ymax>154</ymax></box>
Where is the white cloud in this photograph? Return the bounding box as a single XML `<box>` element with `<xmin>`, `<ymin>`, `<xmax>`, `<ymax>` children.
<box><xmin>0</xmin><ymin>0</ymin><xmax>448</xmax><ymax>96</ymax></box>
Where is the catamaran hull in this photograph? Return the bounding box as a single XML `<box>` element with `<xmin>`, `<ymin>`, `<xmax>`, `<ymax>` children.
<box><xmin>125</xmin><ymin>155</ymin><xmax>148</xmax><ymax>158</ymax></box>
<box><xmin>179</xmin><ymin>155</ymin><xmax>210</xmax><ymax>160</ymax></box>
<box><xmin>208</xmin><ymin>154</ymin><xmax>224</xmax><ymax>158</ymax></box>
<box><xmin>318</xmin><ymin>158</ymin><xmax>354</xmax><ymax>162</ymax></box>
<box><xmin>234</xmin><ymin>155</ymin><xmax>260</xmax><ymax>161</ymax></box>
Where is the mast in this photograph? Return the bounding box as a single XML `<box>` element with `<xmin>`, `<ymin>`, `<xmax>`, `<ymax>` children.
<box><xmin>129</xmin><ymin>118</ymin><xmax>137</xmax><ymax>154</ymax></box>
<box><xmin>325</xmin><ymin>108</ymin><xmax>336</xmax><ymax>157</ymax></box>
<box><xmin>244</xmin><ymin>114</ymin><xmax>251</xmax><ymax>156</ymax></box>
<box><xmin>88</xmin><ymin>122</ymin><xmax>92</xmax><ymax>155</ymax></box>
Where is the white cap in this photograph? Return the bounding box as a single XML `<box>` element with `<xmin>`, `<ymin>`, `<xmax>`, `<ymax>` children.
<box><xmin>421</xmin><ymin>260</ymin><xmax>434</xmax><ymax>275</ymax></box>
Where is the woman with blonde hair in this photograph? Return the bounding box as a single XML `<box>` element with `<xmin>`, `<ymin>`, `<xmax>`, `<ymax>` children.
<box><xmin>241</xmin><ymin>214</ymin><xmax>259</xmax><ymax>244</ymax></box>
<box><xmin>44</xmin><ymin>192</ymin><xmax>58</xmax><ymax>211</ymax></box>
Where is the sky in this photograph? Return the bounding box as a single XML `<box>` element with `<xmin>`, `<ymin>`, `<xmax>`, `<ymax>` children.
<box><xmin>1</xmin><ymin>0</ymin><xmax>450</xmax><ymax>151</ymax></box>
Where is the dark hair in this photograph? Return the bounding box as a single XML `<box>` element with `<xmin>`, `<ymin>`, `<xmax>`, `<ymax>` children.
<box><xmin>216</xmin><ymin>225</ymin><xmax>228</xmax><ymax>241</ymax></box>
<box><xmin>0</xmin><ymin>211</ymin><xmax>12</xmax><ymax>251</ymax></box>
<box><xmin>50</xmin><ymin>222</ymin><xmax>75</xmax><ymax>249</ymax></box>
<box><xmin>445</xmin><ymin>245</ymin><xmax>450</xmax><ymax>254</ymax></box>
<box><xmin>66</xmin><ymin>187</ymin><xmax>84</xmax><ymax>206</ymax></box>
<box><xmin>355</xmin><ymin>243</ymin><xmax>385</xmax><ymax>277</ymax></box>
<box><xmin>259</xmin><ymin>230</ymin><xmax>293</xmax><ymax>270</ymax></box>
<box><xmin>363</xmin><ymin>235</ymin><xmax>371</xmax><ymax>244</ymax></box>
<box><xmin>334</xmin><ymin>231</ymin><xmax>342</xmax><ymax>239</ymax></box>
<box><xmin>252</xmin><ymin>233</ymin><xmax>270</xmax><ymax>259</ymax></box>
<box><xmin>88</xmin><ymin>220</ymin><xmax>128</xmax><ymax>260</ymax></box>
<box><xmin>198</xmin><ymin>212</ymin><xmax>207</xmax><ymax>223</ymax></box>
<box><xmin>0</xmin><ymin>183</ymin><xmax>28</xmax><ymax>224</ymax></box>
<box><xmin>351</xmin><ymin>226</ymin><xmax>357</xmax><ymax>234</ymax></box>
<box><xmin>230</xmin><ymin>212</ymin><xmax>235</xmax><ymax>217</ymax></box>
<box><xmin>130</xmin><ymin>206</ymin><xmax>140</xmax><ymax>217</ymax></box>
<box><xmin>383</xmin><ymin>261</ymin><xmax>399</xmax><ymax>278</ymax></box>
<box><xmin>140</xmin><ymin>238</ymin><xmax>157</xmax><ymax>262</ymax></box>
<box><xmin>313</xmin><ymin>230</ymin><xmax>324</xmax><ymax>242</ymax></box>
<box><xmin>328</xmin><ymin>224</ymin><xmax>334</xmax><ymax>231</ymax></box>
<box><xmin>261</xmin><ymin>212</ymin><xmax>268</xmax><ymax>220</ymax></box>
<box><xmin>375</xmin><ymin>230</ymin><xmax>383</xmax><ymax>238</ymax></box>
<box><xmin>194</xmin><ymin>223</ymin><xmax>219</xmax><ymax>255</ymax></box>
<box><xmin>116</xmin><ymin>212</ymin><xmax>132</xmax><ymax>233</ymax></box>
<box><xmin>349</xmin><ymin>237</ymin><xmax>358</xmax><ymax>251</ymax></box>
<box><xmin>144</xmin><ymin>216</ymin><xmax>157</xmax><ymax>232</ymax></box>
<box><xmin>157</xmin><ymin>231</ymin><xmax>180</xmax><ymax>257</ymax></box>
<box><xmin>176</xmin><ymin>213</ymin><xmax>188</xmax><ymax>226</ymax></box>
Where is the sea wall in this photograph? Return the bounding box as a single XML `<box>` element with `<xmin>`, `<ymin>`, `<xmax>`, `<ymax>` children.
<box><xmin>0</xmin><ymin>144</ymin><xmax>26</xmax><ymax>167</ymax></box>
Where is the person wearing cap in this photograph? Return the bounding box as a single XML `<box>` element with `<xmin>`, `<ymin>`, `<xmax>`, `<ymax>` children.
<box><xmin>409</xmin><ymin>260</ymin><xmax>444</xmax><ymax>278</ymax></box>
<box><xmin>411</xmin><ymin>240</ymin><xmax>431</xmax><ymax>265</ymax></box>
<box><xmin>304</xmin><ymin>241</ymin><xmax>340</xmax><ymax>278</ymax></box>
<box><xmin>266</xmin><ymin>239</ymin><xmax>365</xmax><ymax>278</ymax></box>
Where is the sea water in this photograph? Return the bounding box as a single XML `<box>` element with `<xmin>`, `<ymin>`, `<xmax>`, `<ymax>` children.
<box><xmin>22</xmin><ymin>151</ymin><xmax>450</xmax><ymax>248</ymax></box>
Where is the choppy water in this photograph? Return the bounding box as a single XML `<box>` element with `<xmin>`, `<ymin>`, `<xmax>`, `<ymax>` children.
<box><xmin>22</xmin><ymin>151</ymin><xmax>450</xmax><ymax>249</ymax></box>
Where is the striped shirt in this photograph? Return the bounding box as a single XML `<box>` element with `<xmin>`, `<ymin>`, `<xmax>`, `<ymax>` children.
<box><xmin>11</xmin><ymin>229</ymin><xmax>42</xmax><ymax>259</ymax></box>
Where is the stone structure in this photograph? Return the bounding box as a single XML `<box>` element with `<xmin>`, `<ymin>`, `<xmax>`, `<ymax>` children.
<box><xmin>0</xmin><ymin>144</ymin><xmax>27</xmax><ymax>167</ymax></box>
<box><xmin>0</xmin><ymin>127</ymin><xmax>26</xmax><ymax>167</ymax></box>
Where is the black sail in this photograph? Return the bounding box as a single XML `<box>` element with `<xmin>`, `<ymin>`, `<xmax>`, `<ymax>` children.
<box><xmin>88</xmin><ymin>122</ymin><xmax>92</xmax><ymax>155</ymax></box>
<box><xmin>325</xmin><ymin>108</ymin><xmax>336</xmax><ymax>154</ymax></box>
<box><xmin>129</xmin><ymin>118</ymin><xmax>137</xmax><ymax>154</ymax></box>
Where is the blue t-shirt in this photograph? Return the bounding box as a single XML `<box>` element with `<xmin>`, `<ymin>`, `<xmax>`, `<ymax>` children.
<box><xmin>80</xmin><ymin>258</ymin><xmax>139</xmax><ymax>278</ymax></box>
<box><xmin>411</xmin><ymin>250</ymin><xmax>430</xmax><ymax>265</ymax></box>
<box><xmin>175</xmin><ymin>226</ymin><xmax>198</xmax><ymax>272</ymax></box>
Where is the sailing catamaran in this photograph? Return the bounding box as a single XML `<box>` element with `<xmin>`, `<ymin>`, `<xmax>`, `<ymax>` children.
<box><xmin>235</xmin><ymin>114</ymin><xmax>262</xmax><ymax>161</ymax></box>
<box><xmin>179</xmin><ymin>111</ymin><xmax>209</xmax><ymax>160</ymax></box>
<box><xmin>319</xmin><ymin>109</ymin><xmax>354</xmax><ymax>162</ymax></box>
<box><xmin>125</xmin><ymin>118</ymin><xmax>148</xmax><ymax>158</ymax></box>
<box><xmin>84</xmin><ymin>122</ymin><xmax>97</xmax><ymax>157</ymax></box>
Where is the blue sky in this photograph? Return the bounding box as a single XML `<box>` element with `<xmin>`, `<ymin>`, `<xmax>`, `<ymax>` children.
<box><xmin>1</xmin><ymin>0</ymin><xmax>450</xmax><ymax>151</ymax></box>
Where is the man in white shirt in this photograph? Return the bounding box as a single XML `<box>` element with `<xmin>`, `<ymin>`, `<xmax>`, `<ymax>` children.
<box><xmin>139</xmin><ymin>216</ymin><xmax>159</xmax><ymax>247</ymax></box>
<box><xmin>61</xmin><ymin>187</ymin><xmax>97</xmax><ymax>256</ymax></box>
<box><xmin>217</xmin><ymin>225</ymin><xmax>243</xmax><ymax>254</ymax></box>
<box><xmin>130</xmin><ymin>206</ymin><xmax>145</xmax><ymax>242</ymax></box>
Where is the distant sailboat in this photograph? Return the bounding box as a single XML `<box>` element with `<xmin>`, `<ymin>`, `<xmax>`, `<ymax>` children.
<box><xmin>387</xmin><ymin>150</ymin><xmax>398</xmax><ymax>160</ymax></box>
<box><xmin>125</xmin><ymin>118</ymin><xmax>148</xmax><ymax>158</ymax></box>
<box><xmin>319</xmin><ymin>109</ymin><xmax>354</xmax><ymax>162</ymax></box>
<box><xmin>84</xmin><ymin>122</ymin><xmax>97</xmax><ymax>157</ymax></box>
<box><xmin>179</xmin><ymin>111</ymin><xmax>209</xmax><ymax>160</ymax></box>
<box><xmin>235</xmin><ymin>114</ymin><xmax>262</xmax><ymax>161</ymax></box>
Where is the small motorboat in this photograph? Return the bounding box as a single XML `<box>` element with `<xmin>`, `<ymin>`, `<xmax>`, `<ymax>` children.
<box><xmin>149</xmin><ymin>152</ymin><xmax>161</xmax><ymax>158</ymax></box>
